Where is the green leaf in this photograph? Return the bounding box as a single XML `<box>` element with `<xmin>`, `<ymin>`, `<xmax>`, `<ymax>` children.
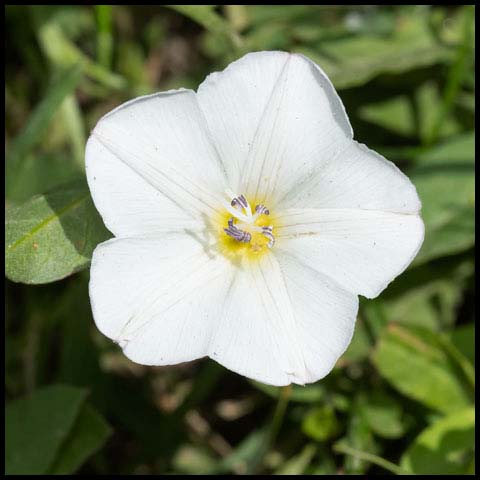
<box><xmin>220</xmin><ymin>428</ymin><xmax>269</xmax><ymax>475</ymax></box>
<box><xmin>372</xmin><ymin>324</ymin><xmax>472</xmax><ymax>413</ymax></box>
<box><xmin>358</xmin><ymin>85</ymin><xmax>463</xmax><ymax>141</ymax></box>
<box><xmin>358</xmin><ymin>95</ymin><xmax>415</xmax><ymax>138</ymax></box>
<box><xmin>296</xmin><ymin>9</ymin><xmax>454</xmax><ymax>89</ymax></box>
<box><xmin>5</xmin><ymin>180</ymin><xmax>111</xmax><ymax>284</ymax></box>
<box><xmin>302</xmin><ymin>404</ymin><xmax>340</xmax><ymax>441</ymax></box>
<box><xmin>342</xmin><ymin>401</ymin><xmax>378</xmax><ymax>474</ymax></box>
<box><xmin>414</xmin><ymin>131</ymin><xmax>475</xmax><ymax>165</ymax></box>
<box><xmin>166</xmin><ymin>5</ymin><xmax>227</xmax><ymax>34</ymax></box>
<box><xmin>48</xmin><ymin>403</ymin><xmax>111</xmax><ymax>474</ymax></box>
<box><xmin>410</xmin><ymin>132</ymin><xmax>475</xmax><ymax>265</ymax></box>
<box><xmin>166</xmin><ymin>5</ymin><xmax>241</xmax><ymax>50</ymax></box>
<box><xmin>424</xmin><ymin>6</ymin><xmax>474</xmax><ymax>146</ymax></box>
<box><xmin>448</xmin><ymin>324</ymin><xmax>475</xmax><ymax>366</ymax></box>
<box><xmin>37</xmin><ymin>21</ymin><xmax>126</xmax><ymax>90</ymax></box>
<box><xmin>380</xmin><ymin>258</ymin><xmax>473</xmax><ymax>331</ymax></box>
<box><xmin>416</xmin><ymin>82</ymin><xmax>462</xmax><ymax>144</ymax></box>
<box><xmin>359</xmin><ymin>391</ymin><xmax>405</xmax><ymax>439</ymax></box>
<box><xmin>60</xmin><ymin>93</ymin><xmax>86</xmax><ymax>169</ymax></box>
<box><xmin>401</xmin><ymin>407</ymin><xmax>474</xmax><ymax>475</ymax></box>
<box><xmin>275</xmin><ymin>444</ymin><xmax>316</xmax><ymax>475</ymax></box>
<box><xmin>6</xmin><ymin>65</ymin><xmax>83</xmax><ymax>198</ymax></box>
<box><xmin>95</xmin><ymin>5</ymin><xmax>113</xmax><ymax>69</ymax></box>
<box><xmin>6</xmin><ymin>153</ymin><xmax>83</xmax><ymax>204</ymax></box>
<box><xmin>6</xmin><ymin>385</ymin><xmax>87</xmax><ymax>475</ymax></box>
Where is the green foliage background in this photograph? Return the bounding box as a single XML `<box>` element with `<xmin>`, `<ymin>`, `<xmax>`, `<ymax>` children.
<box><xmin>5</xmin><ymin>5</ymin><xmax>475</xmax><ymax>475</ymax></box>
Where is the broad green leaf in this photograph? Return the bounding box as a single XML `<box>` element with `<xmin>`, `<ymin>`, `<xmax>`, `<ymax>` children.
<box><xmin>275</xmin><ymin>444</ymin><xmax>316</xmax><ymax>475</ymax></box>
<box><xmin>415</xmin><ymin>206</ymin><xmax>474</xmax><ymax>265</ymax></box>
<box><xmin>414</xmin><ymin>131</ymin><xmax>475</xmax><ymax>165</ymax></box>
<box><xmin>436</xmin><ymin>331</ymin><xmax>475</xmax><ymax>390</ymax></box>
<box><xmin>401</xmin><ymin>407</ymin><xmax>474</xmax><ymax>475</ymax></box>
<box><xmin>372</xmin><ymin>324</ymin><xmax>472</xmax><ymax>413</ymax></box>
<box><xmin>448</xmin><ymin>324</ymin><xmax>475</xmax><ymax>366</ymax></box>
<box><xmin>359</xmin><ymin>391</ymin><xmax>405</xmax><ymax>439</ymax></box>
<box><xmin>410</xmin><ymin>132</ymin><xmax>475</xmax><ymax>265</ymax></box>
<box><xmin>358</xmin><ymin>95</ymin><xmax>415</xmax><ymax>138</ymax></box>
<box><xmin>48</xmin><ymin>403</ymin><xmax>111</xmax><ymax>474</ymax></box>
<box><xmin>5</xmin><ymin>180</ymin><xmax>111</xmax><ymax>284</ymax></box>
<box><xmin>6</xmin><ymin>65</ymin><xmax>83</xmax><ymax>199</ymax></box>
<box><xmin>302</xmin><ymin>405</ymin><xmax>340</xmax><ymax>441</ymax></box>
<box><xmin>6</xmin><ymin>385</ymin><xmax>87</xmax><ymax>475</ymax></box>
<box><xmin>358</xmin><ymin>85</ymin><xmax>462</xmax><ymax>141</ymax></box>
<box><xmin>380</xmin><ymin>258</ymin><xmax>473</xmax><ymax>331</ymax></box>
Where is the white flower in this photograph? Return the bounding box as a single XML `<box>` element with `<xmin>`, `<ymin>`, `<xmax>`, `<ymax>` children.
<box><xmin>86</xmin><ymin>51</ymin><xmax>424</xmax><ymax>386</ymax></box>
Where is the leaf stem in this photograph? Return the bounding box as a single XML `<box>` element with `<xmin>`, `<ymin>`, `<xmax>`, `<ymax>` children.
<box><xmin>333</xmin><ymin>442</ymin><xmax>409</xmax><ymax>475</ymax></box>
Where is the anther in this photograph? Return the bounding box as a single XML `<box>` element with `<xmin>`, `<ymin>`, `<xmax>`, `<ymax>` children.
<box><xmin>262</xmin><ymin>230</ymin><xmax>275</xmax><ymax>248</ymax></box>
<box><xmin>224</xmin><ymin>194</ymin><xmax>275</xmax><ymax>248</ymax></box>
<box><xmin>224</xmin><ymin>225</ymin><xmax>251</xmax><ymax>243</ymax></box>
<box><xmin>231</xmin><ymin>195</ymin><xmax>248</xmax><ymax>210</ymax></box>
<box><xmin>255</xmin><ymin>204</ymin><xmax>270</xmax><ymax>215</ymax></box>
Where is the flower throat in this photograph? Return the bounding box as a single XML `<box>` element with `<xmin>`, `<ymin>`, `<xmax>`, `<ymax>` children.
<box><xmin>219</xmin><ymin>193</ymin><xmax>275</xmax><ymax>259</ymax></box>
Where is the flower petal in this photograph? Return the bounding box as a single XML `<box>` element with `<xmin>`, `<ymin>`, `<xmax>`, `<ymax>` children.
<box><xmin>277</xmin><ymin>141</ymin><xmax>422</xmax><ymax>214</ymax></box>
<box><xmin>276</xmin><ymin>251</ymin><xmax>359</xmax><ymax>382</ymax></box>
<box><xmin>89</xmin><ymin>234</ymin><xmax>233</xmax><ymax>365</ymax></box>
<box><xmin>208</xmin><ymin>253</ymin><xmax>357</xmax><ymax>386</ymax></box>
<box><xmin>86</xmin><ymin>89</ymin><xmax>227</xmax><ymax>237</ymax></box>
<box><xmin>276</xmin><ymin>208</ymin><xmax>425</xmax><ymax>298</ymax></box>
<box><xmin>197</xmin><ymin>51</ymin><xmax>351</xmax><ymax>196</ymax></box>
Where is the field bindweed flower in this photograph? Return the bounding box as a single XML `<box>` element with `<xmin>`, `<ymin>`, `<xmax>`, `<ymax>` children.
<box><xmin>86</xmin><ymin>51</ymin><xmax>424</xmax><ymax>386</ymax></box>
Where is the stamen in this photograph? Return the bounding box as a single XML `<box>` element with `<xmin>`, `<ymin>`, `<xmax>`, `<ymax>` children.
<box><xmin>255</xmin><ymin>204</ymin><xmax>270</xmax><ymax>215</ymax></box>
<box><xmin>262</xmin><ymin>230</ymin><xmax>275</xmax><ymax>248</ymax></box>
<box><xmin>224</xmin><ymin>226</ymin><xmax>251</xmax><ymax>243</ymax></box>
<box><xmin>223</xmin><ymin>193</ymin><xmax>275</xmax><ymax>249</ymax></box>
<box><xmin>231</xmin><ymin>194</ymin><xmax>252</xmax><ymax>218</ymax></box>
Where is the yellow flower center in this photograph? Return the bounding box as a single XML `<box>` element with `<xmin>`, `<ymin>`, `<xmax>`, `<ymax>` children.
<box><xmin>215</xmin><ymin>193</ymin><xmax>276</xmax><ymax>263</ymax></box>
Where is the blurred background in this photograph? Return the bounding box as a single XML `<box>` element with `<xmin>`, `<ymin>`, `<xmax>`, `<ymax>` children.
<box><xmin>5</xmin><ymin>5</ymin><xmax>475</xmax><ymax>475</ymax></box>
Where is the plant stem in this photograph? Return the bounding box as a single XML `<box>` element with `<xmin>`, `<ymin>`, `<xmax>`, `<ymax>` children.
<box><xmin>247</xmin><ymin>384</ymin><xmax>292</xmax><ymax>474</ymax></box>
<box><xmin>333</xmin><ymin>443</ymin><xmax>410</xmax><ymax>475</ymax></box>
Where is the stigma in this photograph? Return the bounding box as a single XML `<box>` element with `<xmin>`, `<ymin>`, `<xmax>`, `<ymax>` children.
<box><xmin>223</xmin><ymin>194</ymin><xmax>275</xmax><ymax>249</ymax></box>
